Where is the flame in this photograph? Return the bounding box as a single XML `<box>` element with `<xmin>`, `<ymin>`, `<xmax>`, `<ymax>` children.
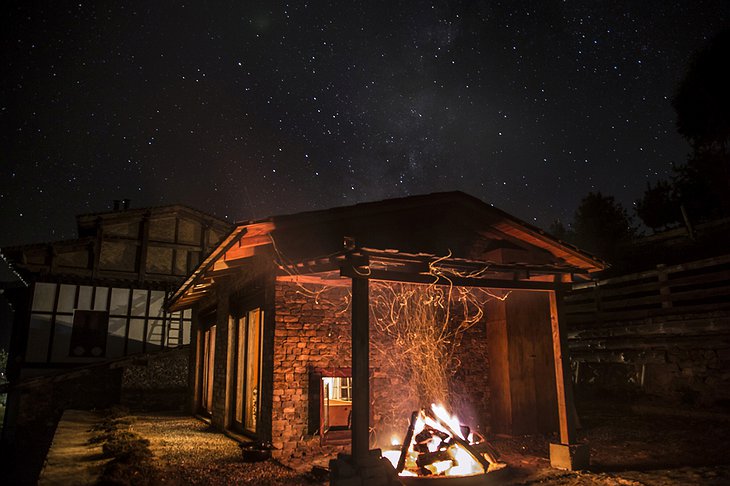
<box><xmin>431</xmin><ymin>403</ymin><xmax>464</xmax><ymax>440</ymax></box>
<box><xmin>448</xmin><ymin>444</ymin><xmax>483</xmax><ymax>476</ymax></box>
<box><xmin>390</xmin><ymin>435</ymin><xmax>401</xmax><ymax>447</ymax></box>
<box><xmin>392</xmin><ymin>405</ymin><xmax>487</xmax><ymax>478</ymax></box>
<box><xmin>426</xmin><ymin>460</ymin><xmax>453</xmax><ymax>475</ymax></box>
<box><xmin>382</xmin><ymin>450</ymin><xmax>401</xmax><ymax>468</ymax></box>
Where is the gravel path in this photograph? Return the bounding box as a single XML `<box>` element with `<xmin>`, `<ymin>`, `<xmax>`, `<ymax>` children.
<box><xmin>125</xmin><ymin>406</ymin><xmax>730</xmax><ymax>486</ymax></box>
<box><xmin>130</xmin><ymin>413</ymin><xmax>325</xmax><ymax>486</ymax></box>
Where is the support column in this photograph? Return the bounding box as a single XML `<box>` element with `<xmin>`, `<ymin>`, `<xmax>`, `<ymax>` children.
<box><xmin>351</xmin><ymin>275</ymin><xmax>370</xmax><ymax>466</ymax></box>
<box><xmin>548</xmin><ymin>290</ymin><xmax>589</xmax><ymax>470</ymax></box>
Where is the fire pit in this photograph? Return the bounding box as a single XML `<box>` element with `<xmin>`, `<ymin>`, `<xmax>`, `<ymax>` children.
<box><xmin>382</xmin><ymin>404</ymin><xmax>508</xmax><ymax>484</ymax></box>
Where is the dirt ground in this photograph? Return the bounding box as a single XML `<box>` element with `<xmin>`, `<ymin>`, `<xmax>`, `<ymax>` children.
<box><xmin>125</xmin><ymin>397</ymin><xmax>730</xmax><ymax>485</ymax></box>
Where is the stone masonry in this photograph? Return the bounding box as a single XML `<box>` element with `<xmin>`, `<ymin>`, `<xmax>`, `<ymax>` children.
<box><xmin>270</xmin><ymin>280</ymin><xmax>491</xmax><ymax>466</ymax></box>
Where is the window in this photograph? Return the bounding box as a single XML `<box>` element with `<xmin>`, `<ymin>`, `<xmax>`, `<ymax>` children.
<box><xmin>69</xmin><ymin>310</ymin><xmax>109</xmax><ymax>357</ymax></box>
<box><xmin>200</xmin><ymin>325</ymin><xmax>216</xmax><ymax>416</ymax></box>
<box><xmin>229</xmin><ymin>308</ymin><xmax>263</xmax><ymax>435</ymax></box>
<box><xmin>320</xmin><ymin>376</ymin><xmax>352</xmax><ymax>444</ymax></box>
<box><xmin>244</xmin><ymin>308</ymin><xmax>263</xmax><ymax>434</ymax></box>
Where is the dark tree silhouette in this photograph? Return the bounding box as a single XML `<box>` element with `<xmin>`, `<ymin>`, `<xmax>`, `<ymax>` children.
<box><xmin>636</xmin><ymin>28</ymin><xmax>730</xmax><ymax>229</ymax></box>
<box><xmin>672</xmin><ymin>28</ymin><xmax>730</xmax><ymax>154</ymax></box>
<box><xmin>635</xmin><ymin>180</ymin><xmax>680</xmax><ymax>231</ymax></box>
<box><xmin>548</xmin><ymin>219</ymin><xmax>572</xmax><ymax>242</ymax></box>
<box><xmin>572</xmin><ymin>192</ymin><xmax>636</xmax><ymax>262</ymax></box>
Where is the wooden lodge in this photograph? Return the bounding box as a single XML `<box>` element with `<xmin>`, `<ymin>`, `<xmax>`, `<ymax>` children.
<box><xmin>167</xmin><ymin>192</ymin><xmax>606</xmax><ymax>470</ymax></box>
<box><xmin>2</xmin><ymin>203</ymin><xmax>231</xmax><ymax>381</ymax></box>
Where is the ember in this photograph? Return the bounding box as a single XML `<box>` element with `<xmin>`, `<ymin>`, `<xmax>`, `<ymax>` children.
<box><xmin>383</xmin><ymin>404</ymin><xmax>505</xmax><ymax>480</ymax></box>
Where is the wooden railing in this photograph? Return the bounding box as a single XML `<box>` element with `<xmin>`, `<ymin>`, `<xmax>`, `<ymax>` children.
<box><xmin>565</xmin><ymin>254</ymin><xmax>730</xmax><ymax>327</ymax></box>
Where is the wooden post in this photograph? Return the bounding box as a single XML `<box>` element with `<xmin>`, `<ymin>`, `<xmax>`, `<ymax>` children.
<box><xmin>657</xmin><ymin>264</ymin><xmax>672</xmax><ymax>309</ymax></box>
<box><xmin>351</xmin><ymin>275</ymin><xmax>370</xmax><ymax>466</ymax></box>
<box><xmin>548</xmin><ymin>289</ymin><xmax>589</xmax><ymax>469</ymax></box>
<box><xmin>138</xmin><ymin>212</ymin><xmax>151</xmax><ymax>283</ymax></box>
<box><xmin>548</xmin><ymin>290</ymin><xmax>576</xmax><ymax>445</ymax></box>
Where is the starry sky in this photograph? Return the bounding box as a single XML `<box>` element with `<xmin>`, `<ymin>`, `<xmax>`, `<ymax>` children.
<box><xmin>1</xmin><ymin>1</ymin><xmax>728</xmax><ymax>247</ymax></box>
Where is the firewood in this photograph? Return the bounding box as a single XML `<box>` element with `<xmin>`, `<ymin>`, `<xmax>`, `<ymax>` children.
<box><xmin>425</xmin><ymin>409</ymin><xmax>497</xmax><ymax>466</ymax></box>
<box><xmin>415</xmin><ymin>449</ymin><xmax>451</xmax><ymax>468</ymax></box>
<box><xmin>396</xmin><ymin>411</ymin><xmax>418</xmax><ymax>474</ymax></box>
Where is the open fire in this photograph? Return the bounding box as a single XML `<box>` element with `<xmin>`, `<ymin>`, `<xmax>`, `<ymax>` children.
<box><xmin>382</xmin><ymin>404</ymin><xmax>505</xmax><ymax>480</ymax></box>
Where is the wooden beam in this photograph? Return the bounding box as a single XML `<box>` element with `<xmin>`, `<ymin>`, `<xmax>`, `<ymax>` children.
<box><xmin>549</xmin><ymin>290</ymin><xmax>577</xmax><ymax>444</ymax></box>
<box><xmin>276</xmin><ymin>274</ymin><xmax>350</xmax><ymax>287</ymax></box>
<box><xmin>340</xmin><ymin>266</ymin><xmax>569</xmax><ymax>292</ymax></box>
<box><xmin>350</xmin><ymin>275</ymin><xmax>370</xmax><ymax>465</ymax></box>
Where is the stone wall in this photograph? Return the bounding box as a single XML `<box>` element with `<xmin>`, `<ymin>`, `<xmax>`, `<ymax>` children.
<box><xmin>270</xmin><ymin>280</ymin><xmax>491</xmax><ymax>466</ymax></box>
<box><xmin>271</xmin><ymin>281</ymin><xmax>352</xmax><ymax>463</ymax></box>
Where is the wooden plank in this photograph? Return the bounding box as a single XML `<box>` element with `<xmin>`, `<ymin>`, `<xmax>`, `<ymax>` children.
<box><xmin>549</xmin><ymin>290</ymin><xmax>576</xmax><ymax>445</ymax></box>
<box><xmin>568</xmin><ymin>333</ymin><xmax>730</xmax><ymax>352</ymax></box>
<box><xmin>340</xmin><ymin>267</ymin><xmax>569</xmax><ymax>292</ymax></box>
<box><xmin>568</xmin><ymin>318</ymin><xmax>730</xmax><ymax>339</ymax></box>
<box><xmin>276</xmin><ymin>274</ymin><xmax>350</xmax><ymax>287</ymax></box>
<box><xmin>350</xmin><ymin>275</ymin><xmax>370</xmax><ymax>465</ymax></box>
<box><xmin>486</xmin><ymin>299</ymin><xmax>512</xmax><ymax>434</ymax></box>
<box><xmin>566</xmin><ymin>301</ymin><xmax>730</xmax><ymax>325</ymax></box>
<box><xmin>571</xmin><ymin>254</ymin><xmax>730</xmax><ymax>291</ymax></box>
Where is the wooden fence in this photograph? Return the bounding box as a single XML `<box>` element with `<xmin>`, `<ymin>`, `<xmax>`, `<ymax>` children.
<box><xmin>565</xmin><ymin>254</ymin><xmax>730</xmax><ymax>362</ymax></box>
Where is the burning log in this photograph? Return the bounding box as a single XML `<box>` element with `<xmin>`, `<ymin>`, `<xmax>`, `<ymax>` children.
<box><xmin>396</xmin><ymin>411</ymin><xmax>418</xmax><ymax>474</ymax></box>
<box><xmin>425</xmin><ymin>407</ymin><xmax>498</xmax><ymax>466</ymax></box>
<box><xmin>415</xmin><ymin>449</ymin><xmax>452</xmax><ymax>468</ymax></box>
<box><xmin>389</xmin><ymin>405</ymin><xmax>505</xmax><ymax>479</ymax></box>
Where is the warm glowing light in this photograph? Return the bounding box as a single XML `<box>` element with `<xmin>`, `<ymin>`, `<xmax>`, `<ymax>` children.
<box><xmin>425</xmin><ymin>460</ymin><xmax>454</xmax><ymax>475</ymax></box>
<box><xmin>427</xmin><ymin>436</ymin><xmax>442</xmax><ymax>452</ymax></box>
<box><xmin>431</xmin><ymin>403</ymin><xmax>465</xmax><ymax>440</ymax></box>
<box><xmin>382</xmin><ymin>450</ymin><xmax>401</xmax><ymax>469</ymax></box>
<box><xmin>390</xmin><ymin>435</ymin><xmax>401</xmax><ymax>447</ymax></box>
<box><xmin>392</xmin><ymin>406</ymin><xmax>491</xmax><ymax>478</ymax></box>
<box><xmin>448</xmin><ymin>444</ymin><xmax>484</xmax><ymax>476</ymax></box>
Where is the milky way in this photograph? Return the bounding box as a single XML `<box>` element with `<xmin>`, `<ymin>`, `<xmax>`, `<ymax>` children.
<box><xmin>1</xmin><ymin>1</ymin><xmax>728</xmax><ymax>246</ymax></box>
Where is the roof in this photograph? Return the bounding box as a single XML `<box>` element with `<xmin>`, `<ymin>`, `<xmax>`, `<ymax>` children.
<box><xmin>0</xmin><ymin>250</ymin><xmax>28</xmax><ymax>288</ymax></box>
<box><xmin>75</xmin><ymin>203</ymin><xmax>230</xmax><ymax>229</ymax></box>
<box><xmin>168</xmin><ymin>192</ymin><xmax>607</xmax><ymax>310</ymax></box>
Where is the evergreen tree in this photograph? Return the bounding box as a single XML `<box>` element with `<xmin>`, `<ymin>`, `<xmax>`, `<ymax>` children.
<box><xmin>572</xmin><ymin>192</ymin><xmax>636</xmax><ymax>262</ymax></box>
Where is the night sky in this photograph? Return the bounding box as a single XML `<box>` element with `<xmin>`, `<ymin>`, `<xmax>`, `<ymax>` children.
<box><xmin>2</xmin><ymin>1</ymin><xmax>728</xmax><ymax>247</ymax></box>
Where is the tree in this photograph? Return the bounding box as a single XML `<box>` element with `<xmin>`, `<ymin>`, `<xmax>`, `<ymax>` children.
<box><xmin>672</xmin><ymin>28</ymin><xmax>730</xmax><ymax>154</ymax></box>
<box><xmin>572</xmin><ymin>192</ymin><xmax>636</xmax><ymax>262</ymax></box>
<box><xmin>635</xmin><ymin>180</ymin><xmax>680</xmax><ymax>231</ymax></box>
<box><xmin>548</xmin><ymin>219</ymin><xmax>573</xmax><ymax>242</ymax></box>
<box><xmin>636</xmin><ymin>28</ymin><xmax>730</xmax><ymax>229</ymax></box>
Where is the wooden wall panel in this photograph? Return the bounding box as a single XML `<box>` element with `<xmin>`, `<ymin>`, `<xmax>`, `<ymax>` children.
<box><xmin>486</xmin><ymin>299</ymin><xmax>512</xmax><ymax>434</ymax></box>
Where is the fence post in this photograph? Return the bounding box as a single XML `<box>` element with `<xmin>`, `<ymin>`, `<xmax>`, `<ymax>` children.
<box><xmin>657</xmin><ymin>264</ymin><xmax>672</xmax><ymax>309</ymax></box>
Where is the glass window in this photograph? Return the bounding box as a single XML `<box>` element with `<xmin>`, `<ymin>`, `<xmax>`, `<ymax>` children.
<box><xmin>127</xmin><ymin>318</ymin><xmax>145</xmax><ymax>354</ymax></box>
<box><xmin>57</xmin><ymin>284</ymin><xmax>76</xmax><ymax>313</ymax></box>
<box><xmin>31</xmin><ymin>283</ymin><xmax>57</xmax><ymax>312</ymax></box>
<box><xmin>107</xmin><ymin>317</ymin><xmax>127</xmax><ymax>358</ymax></box>
<box><xmin>94</xmin><ymin>287</ymin><xmax>109</xmax><ymax>311</ymax></box>
<box><xmin>130</xmin><ymin>290</ymin><xmax>148</xmax><ymax>317</ymax></box>
<box><xmin>77</xmin><ymin>286</ymin><xmax>93</xmax><ymax>310</ymax></box>
<box><xmin>148</xmin><ymin>290</ymin><xmax>165</xmax><ymax>318</ymax></box>
<box><xmin>109</xmin><ymin>288</ymin><xmax>130</xmax><ymax>315</ymax></box>
<box><xmin>146</xmin><ymin>319</ymin><xmax>164</xmax><ymax>350</ymax></box>
<box><xmin>320</xmin><ymin>376</ymin><xmax>353</xmax><ymax>443</ymax></box>
<box><xmin>244</xmin><ymin>309</ymin><xmax>263</xmax><ymax>433</ymax></box>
